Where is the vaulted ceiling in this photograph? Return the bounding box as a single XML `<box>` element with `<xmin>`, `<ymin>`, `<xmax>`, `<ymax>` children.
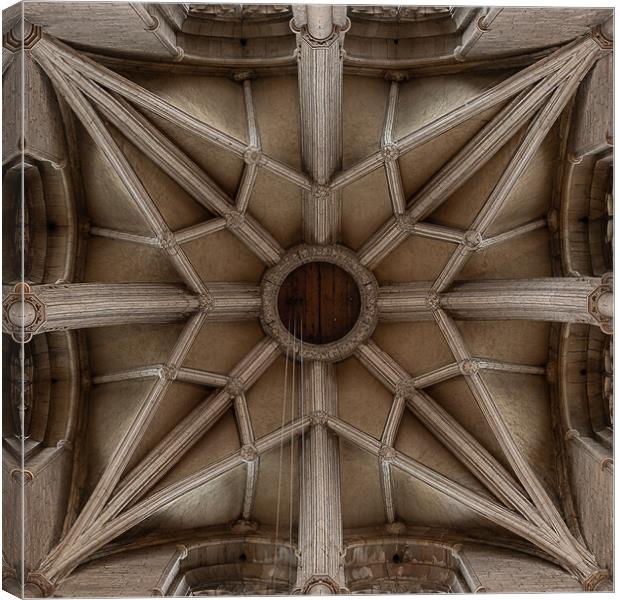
<box><xmin>2</xmin><ymin>4</ymin><xmax>614</xmax><ymax>597</ymax></box>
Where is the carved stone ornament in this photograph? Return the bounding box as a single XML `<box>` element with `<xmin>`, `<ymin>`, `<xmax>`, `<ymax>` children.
<box><xmin>2</xmin><ymin>283</ymin><xmax>46</xmax><ymax>343</ymax></box>
<box><xmin>459</xmin><ymin>359</ymin><xmax>480</xmax><ymax>376</ymax></box>
<box><xmin>243</xmin><ymin>146</ymin><xmax>265</xmax><ymax>166</ymax></box>
<box><xmin>299</xmin><ymin>574</ymin><xmax>343</xmax><ymax>595</ymax></box>
<box><xmin>381</xmin><ymin>143</ymin><xmax>400</xmax><ymax>162</ymax></box>
<box><xmin>230</xmin><ymin>519</ymin><xmax>259</xmax><ymax>534</ymax></box>
<box><xmin>240</xmin><ymin>444</ymin><xmax>258</xmax><ymax>463</ymax></box>
<box><xmin>384</xmin><ymin>520</ymin><xmax>407</xmax><ymax>535</ymax></box>
<box><xmin>159</xmin><ymin>365</ymin><xmax>178</xmax><ymax>381</ymax></box>
<box><xmin>394</xmin><ymin>378</ymin><xmax>415</xmax><ymax>398</ymax></box>
<box><xmin>225</xmin><ymin>377</ymin><xmax>245</xmax><ymax>397</ymax></box>
<box><xmin>198</xmin><ymin>291</ymin><xmax>214</xmax><ymax>313</ymax></box>
<box><xmin>379</xmin><ymin>444</ymin><xmax>397</xmax><ymax>463</ymax></box>
<box><xmin>463</xmin><ymin>229</ymin><xmax>483</xmax><ymax>249</ymax></box>
<box><xmin>3</xmin><ymin>21</ymin><xmax>42</xmax><ymax>51</ymax></box>
<box><xmin>590</xmin><ymin>25</ymin><xmax>613</xmax><ymax>50</ymax></box>
<box><xmin>311</xmin><ymin>183</ymin><xmax>331</xmax><ymax>202</ymax></box>
<box><xmin>426</xmin><ymin>291</ymin><xmax>442</xmax><ymax>311</ymax></box>
<box><xmin>583</xmin><ymin>569</ymin><xmax>611</xmax><ymax>591</ymax></box>
<box><xmin>157</xmin><ymin>231</ymin><xmax>180</xmax><ymax>255</ymax></box>
<box><xmin>395</xmin><ymin>213</ymin><xmax>416</xmax><ymax>234</ymax></box>
<box><xmin>189</xmin><ymin>4</ymin><xmax>292</xmax><ymax>20</ymax></box>
<box><xmin>225</xmin><ymin>210</ymin><xmax>246</xmax><ymax>230</ymax></box>
<box><xmin>310</xmin><ymin>410</ymin><xmax>329</xmax><ymax>427</ymax></box>
<box><xmin>260</xmin><ymin>244</ymin><xmax>379</xmax><ymax>362</ymax></box>
<box><xmin>588</xmin><ymin>273</ymin><xmax>613</xmax><ymax>334</ymax></box>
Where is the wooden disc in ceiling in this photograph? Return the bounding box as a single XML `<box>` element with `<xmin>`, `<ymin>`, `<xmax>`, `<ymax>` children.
<box><xmin>277</xmin><ymin>262</ymin><xmax>361</xmax><ymax>344</ymax></box>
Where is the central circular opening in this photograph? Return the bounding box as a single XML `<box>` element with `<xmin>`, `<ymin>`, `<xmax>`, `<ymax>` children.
<box><xmin>277</xmin><ymin>261</ymin><xmax>361</xmax><ymax>344</ymax></box>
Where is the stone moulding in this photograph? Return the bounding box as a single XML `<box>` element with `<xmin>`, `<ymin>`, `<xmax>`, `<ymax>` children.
<box><xmin>260</xmin><ymin>244</ymin><xmax>378</xmax><ymax>362</ymax></box>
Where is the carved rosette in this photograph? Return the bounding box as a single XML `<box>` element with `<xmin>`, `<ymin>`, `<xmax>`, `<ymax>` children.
<box><xmin>159</xmin><ymin>365</ymin><xmax>178</xmax><ymax>381</ymax></box>
<box><xmin>395</xmin><ymin>213</ymin><xmax>416</xmax><ymax>234</ymax></box>
<box><xmin>310</xmin><ymin>410</ymin><xmax>329</xmax><ymax>427</ymax></box>
<box><xmin>459</xmin><ymin>359</ymin><xmax>480</xmax><ymax>376</ymax></box>
<box><xmin>2</xmin><ymin>283</ymin><xmax>46</xmax><ymax>342</ymax></box>
<box><xmin>463</xmin><ymin>230</ymin><xmax>483</xmax><ymax>250</ymax></box>
<box><xmin>157</xmin><ymin>231</ymin><xmax>180</xmax><ymax>255</ymax></box>
<box><xmin>240</xmin><ymin>444</ymin><xmax>258</xmax><ymax>463</ymax></box>
<box><xmin>225</xmin><ymin>210</ymin><xmax>246</xmax><ymax>231</ymax></box>
<box><xmin>381</xmin><ymin>143</ymin><xmax>400</xmax><ymax>163</ymax></box>
<box><xmin>311</xmin><ymin>183</ymin><xmax>331</xmax><ymax>202</ymax></box>
<box><xmin>394</xmin><ymin>378</ymin><xmax>415</xmax><ymax>398</ymax></box>
<box><xmin>426</xmin><ymin>291</ymin><xmax>442</xmax><ymax>311</ymax></box>
<box><xmin>260</xmin><ymin>245</ymin><xmax>379</xmax><ymax>362</ymax></box>
<box><xmin>225</xmin><ymin>377</ymin><xmax>245</xmax><ymax>397</ymax></box>
<box><xmin>243</xmin><ymin>146</ymin><xmax>265</xmax><ymax>166</ymax></box>
<box><xmin>198</xmin><ymin>291</ymin><xmax>214</xmax><ymax>313</ymax></box>
<box><xmin>379</xmin><ymin>444</ymin><xmax>396</xmax><ymax>463</ymax></box>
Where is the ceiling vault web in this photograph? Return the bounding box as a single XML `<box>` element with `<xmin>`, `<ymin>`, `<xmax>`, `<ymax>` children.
<box><xmin>2</xmin><ymin>4</ymin><xmax>613</xmax><ymax>596</ymax></box>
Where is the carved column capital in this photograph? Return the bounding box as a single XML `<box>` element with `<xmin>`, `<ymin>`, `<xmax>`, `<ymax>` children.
<box><xmin>384</xmin><ymin>520</ymin><xmax>407</xmax><ymax>535</ymax></box>
<box><xmin>2</xmin><ymin>283</ymin><xmax>46</xmax><ymax>342</ymax></box>
<box><xmin>230</xmin><ymin>519</ymin><xmax>259</xmax><ymax>534</ymax></box>
<box><xmin>299</xmin><ymin>574</ymin><xmax>344</xmax><ymax>595</ymax></box>
<box><xmin>583</xmin><ymin>569</ymin><xmax>611</xmax><ymax>591</ymax></box>
<box><xmin>26</xmin><ymin>572</ymin><xmax>55</xmax><ymax>597</ymax></box>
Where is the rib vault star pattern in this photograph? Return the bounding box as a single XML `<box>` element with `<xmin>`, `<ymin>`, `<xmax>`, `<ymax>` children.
<box><xmin>2</xmin><ymin>4</ymin><xmax>614</xmax><ymax>597</ymax></box>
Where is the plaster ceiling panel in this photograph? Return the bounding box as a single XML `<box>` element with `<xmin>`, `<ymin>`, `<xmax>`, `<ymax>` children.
<box><xmin>183</xmin><ymin>229</ymin><xmax>266</xmax><ymax>283</ymax></box>
<box><xmin>457</xmin><ymin>320</ymin><xmax>550</xmax><ymax>367</ymax></box>
<box><xmin>78</xmin><ymin>124</ymin><xmax>151</xmax><ymax>235</ymax></box>
<box><xmin>343</xmin><ymin>75</ymin><xmax>388</xmax><ymax>168</ymax></box>
<box><xmin>83</xmin><ymin>238</ymin><xmax>181</xmax><ymax>283</ymax></box>
<box><xmin>373</xmin><ymin>236</ymin><xmax>456</xmax><ymax>283</ymax></box>
<box><xmin>85</xmin><ymin>379</ymin><xmax>153</xmax><ymax>490</ymax></box>
<box><xmin>426</xmin><ymin>378</ymin><xmax>510</xmax><ymax>475</ymax></box>
<box><xmin>337</xmin><ymin>357</ymin><xmax>393</xmax><ymax>441</ymax></box>
<box><xmin>396</xmin><ymin>71</ymin><xmax>514</xmax><ymax>141</ymax></box>
<box><xmin>110</xmin><ymin>125</ymin><xmax>214</xmax><ymax>231</ymax></box>
<box><xmin>483</xmin><ymin>123</ymin><xmax>559</xmax><ymax>237</ymax></box>
<box><xmin>481</xmin><ymin>372</ymin><xmax>559</xmax><ymax>502</ymax></box>
<box><xmin>138</xmin><ymin>108</ymin><xmax>246</xmax><ymax>199</ymax></box>
<box><xmin>246</xmin><ymin>356</ymin><xmax>298</xmax><ymax>439</ymax></box>
<box><xmin>184</xmin><ymin>321</ymin><xmax>265</xmax><ymax>374</ymax></box>
<box><xmin>86</xmin><ymin>322</ymin><xmax>183</xmax><ymax>375</ymax></box>
<box><xmin>252</xmin><ymin>75</ymin><xmax>301</xmax><ymax>169</ymax></box>
<box><xmin>340</xmin><ymin>439</ymin><xmax>386</xmax><ymax>528</ymax></box>
<box><xmin>127</xmin><ymin>73</ymin><xmax>247</xmax><ymax>142</ymax></box>
<box><xmin>132</xmin><ymin>467</ymin><xmax>246</xmax><ymax>533</ymax></box>
<box><xmin>247</xmin><ymin>170</ymin><xmax>302</xmax><ymax>249</ymax></box>
<box><xmin>398</xmin><ymin>105</ymin><xmax>509</xmax><ymax>210</ymax></box>
<box><xmin>253</xmin><ymin>444</ymin><xmax>300</xmax><ymax>529</ymax></box>
<box><xmin>390</xmin><ymin>470</ymin><xmax>497</xmax><ymax>531</ymax></box>
<box><xmin>461</xmin><ymin>229</ymin><xmax>553</xmax><ymax>281</ymax></box>
<box><xmin>124</xmin><ymin>382</ymin><xmax>210</xmax><ymax>474</ymax></box>
<box><xmin>150</xmin><ymin>408</ymin><xmax>241</xmax><ymax>490</ymax></box>
<box><xmin>394</xmin><ymin>410</ymin><xmax>494</xmax><ymax>501</ymax></box>
<box><xmin>341</xmin><ymin>168</ymin><xmax>393</xmax><ymax>252</ymax></box>
<box><xmin>427</xmin><ymin>125</ymin><xmax>527</xmax><ymax>230</ymax></box>
<box><xmin>372</xmin><ymin>322</ymin><xmax>453</xmax><ymax>377</ymax></box>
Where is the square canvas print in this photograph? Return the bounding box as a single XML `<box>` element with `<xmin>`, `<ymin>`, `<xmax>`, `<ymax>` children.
<box><xmin>1</xmin><ymin>2</ymin><xmax>614</xmax><ymax>597</ymax></box>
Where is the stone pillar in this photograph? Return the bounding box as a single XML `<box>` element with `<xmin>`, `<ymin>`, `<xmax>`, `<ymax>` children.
<box><xmin>2</xmin><ymin>282</ymin><xmax>201</xmax><ymax>341</ymax></box>
<box><xmin>296</xmin><ymin>361</ymin><xmax>346</xmax><ymax>594</ymax></box>
<box><xmin>292</xmin><ymin>5</ymin><xmax>349</xmax><ymax>244</ymax></box>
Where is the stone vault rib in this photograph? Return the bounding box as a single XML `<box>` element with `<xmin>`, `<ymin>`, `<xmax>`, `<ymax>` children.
<box><xmin>293</xmin><ymin>5</ymin><xmax>348</xmax><ymax>244</ymax></box>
